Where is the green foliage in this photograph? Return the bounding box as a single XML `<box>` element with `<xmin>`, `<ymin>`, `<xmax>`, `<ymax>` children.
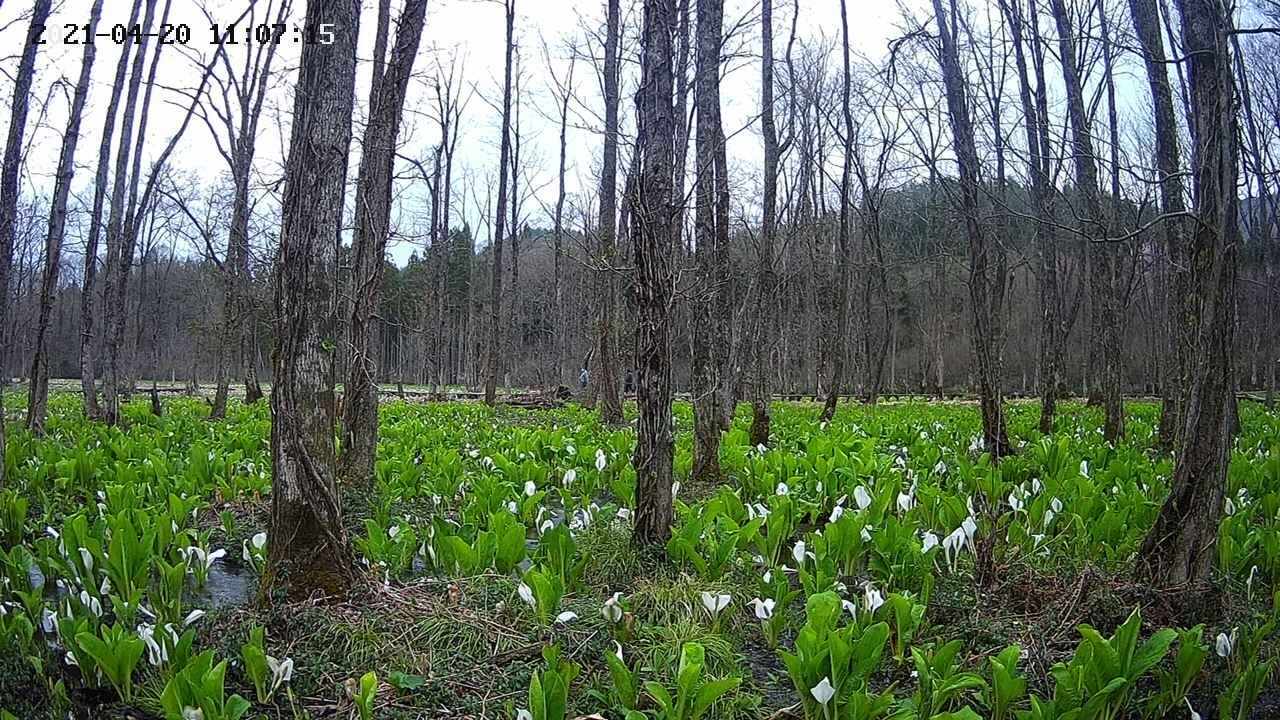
<box><xmin>644</xmin><ymin>642</ymin><xmax>740</xmax><ymax>720</ymax></box>
<box><xmin>75</xmin><ymin>623</ymin><xmax>145</xmax><ymax>702</ymax></box>
<box><xmin>159</xmin><ymin>650</ymin><xmax>252</xmax><ymax>720</ymax></box>
<box><xmin>527</xmin><ymin>645</ymin><xmax>581</xmax><ymax>720</ymax></box>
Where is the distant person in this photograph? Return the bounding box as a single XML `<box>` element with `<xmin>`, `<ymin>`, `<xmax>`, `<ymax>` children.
<box><xmin>624</xmin><ymin>369</ymin><xmax>635</xmax><ymax>394</ymax></box>
<box><xmin>579</xmin><ymin>367</ymin><xmax>590</xmax><ymax>389</ymax></box>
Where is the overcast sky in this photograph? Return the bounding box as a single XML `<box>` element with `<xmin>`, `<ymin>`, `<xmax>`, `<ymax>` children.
<box><xmin>2</xmin><ymin>0</ymin><xmax>941</xmax><ymax>265</ymax></box>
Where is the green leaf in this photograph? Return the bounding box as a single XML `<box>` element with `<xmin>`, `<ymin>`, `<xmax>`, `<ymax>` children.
<box><xmin>388</xmin><ymin>671</ymin><xmax>426</xmax><ymax>691</ymax></box>
<box><xmin>692</xmin><ymin>676</ymin><xmax>741</xmax><ymax>720</ymax></box>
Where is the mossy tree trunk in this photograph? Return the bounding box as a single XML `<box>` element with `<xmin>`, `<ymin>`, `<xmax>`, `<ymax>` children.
<box><xmin>265</xmin><ymin>0</ymin><xmax>361</xmax><ymax>601</ymax></box>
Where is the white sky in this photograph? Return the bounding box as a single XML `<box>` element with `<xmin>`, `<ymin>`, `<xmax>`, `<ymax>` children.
<box><xmin>0</xmin><ymin>0</ymin><xmax>1014</xmax><ymax>266</ymax></box>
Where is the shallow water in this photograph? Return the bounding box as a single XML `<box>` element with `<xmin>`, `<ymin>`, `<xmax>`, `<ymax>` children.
<box><xmin>193</xmin><ymin>558</ymin><xmax>254</xmax><ymax>608</ymax></box>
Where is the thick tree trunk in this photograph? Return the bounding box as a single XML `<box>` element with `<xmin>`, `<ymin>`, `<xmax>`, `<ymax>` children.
<box><xmin>485</xmin><ymin>0</ymin><xmax>516</xmax><ymax>407</ymax></box>
<box><xmin>265</xmin><ymin>0</ymin><xmax>361</xmax><ymax>601</ymax></box>
<box><xmin>632</xmin><ymin>0</ymin><xmax>678</xmax><ymax>547</ymax></box>
<box><xmin>595</xmin><ymin>0</ymin><xmax>625</xmax><ymax>424</ymax></box>
<box><xmin>340</xmin><ymin>0</ymin><xmax>428</xmax><ymax>485</ymax></box>
<box><xmin>29</xmin><ymin>0</ymin><xmax>99</xmax><ymax>435</ymax></box>
<box><xmin>0</xmin><ymin>0</ymin><xmax>52</xmax><ymax>482</ymax></box>
<box><xmin>1137</xmin><ymin>0</ymin><xmax>1240</xmax><ymax>588</ymax></box>
<box><xmin>81</xmin><ymin>0</ymin><xmax>145</xmax><ymax>421</ymax></box>
<box><xmin>691</xmin><ymin>0</ymin><xmax>729</xmax><ymax>482</ymax></box>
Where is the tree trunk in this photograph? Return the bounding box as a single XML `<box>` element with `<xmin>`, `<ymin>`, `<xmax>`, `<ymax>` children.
<box><xmin>29</xmin><ymin>0</ymin><xmax>100</xmax><ymax>435</ymax></box>
<box><xmin>340</xmin><ymin>0</ymin><xmax>428</xmax><ymax>485</ymax></box>
<box><xmin>691</xmin><ymin>0</ymin><xmax>729</xmax><ymax>481</ymax></box>
<box><xmin>595</xmin><ymin>0</ymin><xmax>625</xmax><ymax>424</ymax></box>
<box><xmin>101</xmin><ymin>0</ymin><xmax>162</xmax><ymax>425</ymax></box>
<box><xmin>999</xmin><ymin>0</ymin><xmax>1056</xmax><ymax>434</ymax></box>
<box><xmin>265</xmin><ymin>0</ymin><xmax>361</xmax><ymax>601</ymax></box>
<box><xmin>748</xmin><ymin>0</ymin><xmax>777</xmax><ymax>446</ymax></box>
<box><xmin>931</xmin><ymin>0</ymin><xmax>1013</xmax><ymax>457</ymax></box>
<box><xmin>484</xmin><ymin>0</ymin><xmax>516</xmax><ymax>407</ymax></box>
<box><xmin>552</xmin><ymin>57</ymin><xmax>575</xmax><ymax>388</ymax></box>
<box><xmin>820</xmin><ymin>0</ymin><xmax>855</xmax><ymax>423</ymax></box>
<box><xmin>80</xmin><ymin>0</ymin><xmax>145</xmax><ymax>421</ymax></box>
<box><xmin>1137</xmin><ymin>0</ymin><xmax>1240</xmax><ymax>588</ymax></box>
<box><xmin>632</xmin><ymin>0</ymin><xmax>678</xmax><ymax>547</ymax></box>
<box><xmin>1049</xmin><ymin>0</ymin><xmax>1123</xmax><ymax>442</ymax></box>
<box><xmin>0</xmin><ymin>0</ymin><xmax>52</xmax><ymax>483</ymax></box>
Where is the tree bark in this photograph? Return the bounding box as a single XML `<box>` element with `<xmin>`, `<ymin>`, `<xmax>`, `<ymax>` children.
<box><xmin>1137</xmin><ymin>0</ymin><xmax>1240</xmax><ymax>588</ymax></box>
<box><xmin>101</xmin><ymin>0</ymin><xmax>162</xmax><ymax>425</ymax></box>
<box><xmin>0</xmin><ymin>0</ymin><xmax>52</xmax><ymax>483</ymax></box>
<box><xmin>748</xmin><ymin>0</ymin><xmax>778</xmax><ymax>445</ymax></box>
<box><xmin>632</xmin><ymin>0</ymin><xmax>678</xmax><ymax>547</ymax></box>
<box><xmin>340</xmin><ymin>0</ymin><xmax>428</xmax><ymax>485</ymax></box>
<box><xmin>691</xmin><ymin>0</ymin><xmax>729</xmax><ymax>481</ymax></box>
<box><xmin>820</xmin><ymin>0</ymin><xmax>855</xmax><ymax>423</ymax></box>
<box><xmin>265</xmin><ymin>0</ymin><xmax>361</xmax><ymax>601</ymax></box>
<box><xmin>1050</xmin><ymin>0</ymin><xmax>1125</xmax><ymax>441</ymax></box>
<box><xmin>80</xmin><ymin>0</ymin><xmax>145</xmax><ymax>421</ymax></box>
<box><xmin>595</xmin><ymin>0</ymin><xmax>625</xmax><ymax>424</ymax></box>
<box><xmin>31</xmin><ymin>0</ymin><xmax>94</xmax><ymax>434</ymax></box>
<box><xmin>484</xmin><ymin>0</ymin><xmax>516</xmax><ymax>407</ymax></box>
<box><xmin>999</xmin><ymin>0</ymin><xmax>1056</xmax><ymax>434</ymax></box>
<box><xmin>930</xmin><ymin>0</ymin><xmax>1013</xmax><ymax>457</ymax></box>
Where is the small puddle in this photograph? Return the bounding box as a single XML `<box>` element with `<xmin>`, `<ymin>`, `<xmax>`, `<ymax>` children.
<box><xmin>192</xmin><ymin>558</ymin><xmax>254</xmax><ymax>609</ymax></box>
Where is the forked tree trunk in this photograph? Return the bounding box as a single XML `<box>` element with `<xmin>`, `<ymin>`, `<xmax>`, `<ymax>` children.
<box><xmin>1137</xmin><ymin>0</ymin><xmax>1240</xmax><ymax>588</ymax></box>
<box><xmin>632</xmin><ymin>0</ymin><xmax>678</xmax><ymax>546</ymax></box>
<box><xmin>0</xmin><ymin>0</ymin><xmax>52</xmax><ymax>484</ymax></box>
<box><xmin>485</xmin><ymin>0</ymin><xmax>516</xmax><ymax>407</ymax></box>
<box><xmin>595</xmin><ymin>0</ymin><xmax>625</xmax><ymax>424</ymax></box>
<box><xmin>340</xmin><ymin>0</ymin><xmax>428</xmax><ymax>485</ymax></box>
<box><xmin>81</xmin><ymin>0</ymin><xmax>144</xmax><ymax>421</ymax></box>
<box><xmin>1049</xmin><ymin>0</ymin><xmax>1124</xmax><ymax>441</ymax></box>
<box><xmin>998</xmin><ymin>0</ymin><xmax>1055</xmax><ymax>435</ymax></box>
<box><xmin>265</xmin><ymin>0</ymin><xmax>361</xmax><ymax>601</ymax></box>
<box><xmin>101</xmin><ymin>0</ymin><xmax>161</xmax><ymax>425</ymax></box>
<box><xmin>691</xmin><ymin>0</ymin><xmax>729</xmax><ymax>482</ymax></box>
<box><xmin>30</xmin><ymin>0</ymin><xmax>97</xmax><ymax>435</ymax></box>
<box><xmin>931</xmin><ymin>0</ymin><xmax>1013</xmax><ymax>457</ymax></box>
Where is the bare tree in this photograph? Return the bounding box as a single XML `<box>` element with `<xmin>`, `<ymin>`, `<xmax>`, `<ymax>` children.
<box><xmin>80</xmin><ymin>0</ymin><xmax>145</xmax><ymax>420</ymax></box>
<box><xmin>594</xmin><ymin>0</ymin><xmax>625</xmax><ymax>424</ymax></box>
<box><xmin>748</xmin><ymin>0</ymin><xmax>780</xmax><ymax>445</ymax></box>
<box><xmin>485</xmin><ymin>0</ymin><xmax>517</xmax><ymax>407</ymax></box>
<box><xmin>821</xmin><ymin>0</ymin><xmax>855</xmax><ymax>422</ymax></box>
<box><xmin>0</xmin><ymin>0</ymin><xmax>53</xmax><ymax>484</ymax></box>
<box><xmin>31</xmin><ymin>0</ymin><xmax>98</xmax><ymax>434</ymax></box>
<box><xmin>341</xmin><ymin>0</ymin><xmax>429</xmax><ymax>484</ymax></box>
<box><xmin>266</xmin><ymin>0</ymin><xmax>361</xmax><ymax>599</ymax></box>
<box><xmin>1137</xmin><ymin>0</ymin><xmax>1241</xmax><ymax>589</ymax></box>
<box><xmin>690</xmin><ymin>0</ymin><xmax>730</xmax><ymax>481</ymax></box>
<box><xmin>928</xmin><ymin>0</ymin><xmax>1013</xmax><ymax>456</ymax></box>
<box><xmin>545</xmin><ymin>39</ymin><xmax>577</xmax><ymax>387</ymax></box>
<box><xmin>1049</xmin><ymin>0</ymin><xmax>1125</xmax><ymax>441</ymax></box>
<box><xmin>100</xmin><ymin>0</ymin><xmax>165</xmax><ymax>425</ymax></box>
<box><xmin>199</xmin><ymin>0</ymin><xmax>292</xmax><ymax>417</ymax></box>
<box><xmin>632</xmin><ymin>0</ymin><xmax>679</xmax><ymax>546</ymax></box>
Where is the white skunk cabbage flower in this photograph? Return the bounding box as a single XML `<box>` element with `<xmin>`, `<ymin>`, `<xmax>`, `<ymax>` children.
<box><xmin>700</xmin><ymin>591</ymin><xmax>731</xmax><ymax>620</ymax></box>
<box><xmin>811</xmin><ymin>677</ymin><xmax>836</xmax><ymax>707</ymax></box>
